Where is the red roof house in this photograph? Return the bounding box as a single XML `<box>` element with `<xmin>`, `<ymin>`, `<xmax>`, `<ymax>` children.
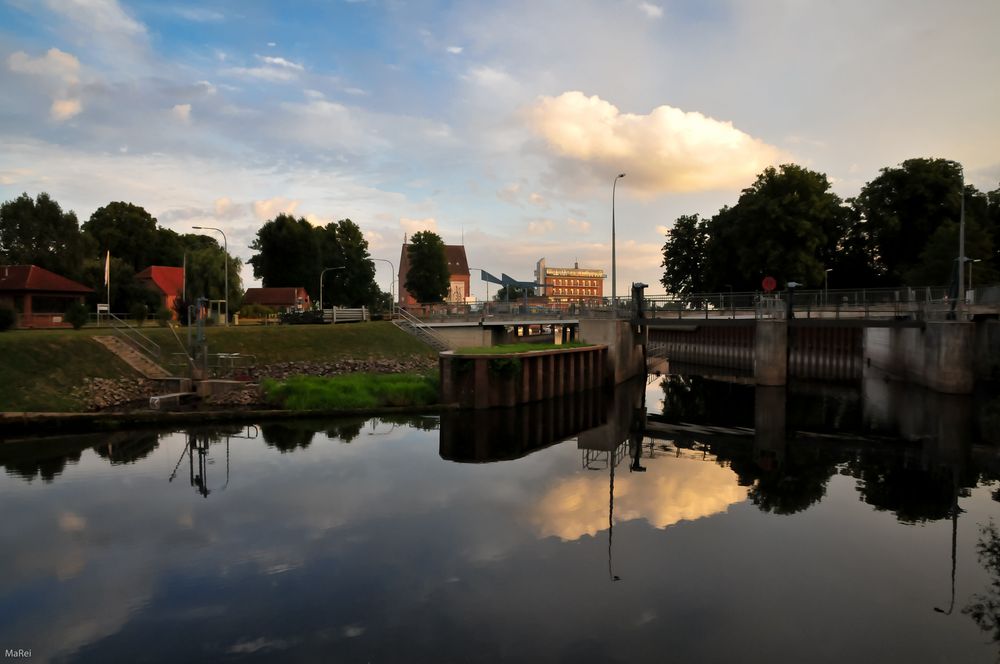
<box><xmin>242</xmin><ymin>287</ymin><xmax>311</xmax><ymax>312</ymax></box>
<box><xmin>0</xmin><ymin>265</ymin><xmax>94</xmax><ymax>328</ymax></box>
<box><xmin>136</xmin><ymin>266</ymin><xmax>184</xmax><ymax>318</ymax></box>
<box><xmin>397</xmin><ymin>243</ymin><xmax>470</xmax><ymax>306</ymax></box>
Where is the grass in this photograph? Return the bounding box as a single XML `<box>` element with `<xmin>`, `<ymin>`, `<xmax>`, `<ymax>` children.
<box><xmin>0</xmin><ymin>322</ymin><xmax>438</xmax><ymax>412</ymax></box>
<box><xmin>456</xmin><ymin>341</ymin><xmax>593</xmax><ymax>355</ymax></box>
<box><xmin>263</xmin><ymin>373</ymin><xmax>440</xmax><ymax>411</ymax></box>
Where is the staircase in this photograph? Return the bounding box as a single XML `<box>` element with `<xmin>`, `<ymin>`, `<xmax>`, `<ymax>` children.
<box><xmin>94</xmin><ymin>335</ymin><xmax>170</xmax><ymax>378</ymax></box>
<box><xmin>392</xmin><ymin>307</ymin><xmax>451</xmax><ymax>352</ymax></box>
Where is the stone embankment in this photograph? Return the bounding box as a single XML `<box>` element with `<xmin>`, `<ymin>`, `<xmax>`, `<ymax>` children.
<box><xmin>73</xmin><ymin>358</ymin><xmax>435</xmax><ymax>412</ymax></box>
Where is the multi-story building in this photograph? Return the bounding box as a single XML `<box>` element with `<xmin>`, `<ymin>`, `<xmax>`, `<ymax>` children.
<box><xmin>534</xmin><ymin>258</ymin><xmax>606</xmax><ymax>305</ymax></box>
<box><xmin>398</xmin><ymin>242</ymin><xmax>470</xmax><ymax>305</ymax></box>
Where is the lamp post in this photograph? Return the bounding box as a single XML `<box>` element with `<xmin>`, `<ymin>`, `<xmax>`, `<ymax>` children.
<box><xmin>957</xmin><ymin>167</ymin><xmax>965</xmax><ymax>317</ymax></box>
<box><xmin>319</xmin><ymin>266</ymin><xmax>345</xmax><ymax>312</ymax></box>
<box><xmin>611</xmin><ymin>172</ymin><xmax>625</xmax><ymax>313</ymax></box>
<box><xmin>192</xmin><ymin>226</ymin><xmax>228</xmax><ymax>326</ymax></box>
<box><xmin>369</xmin><ymin>258</ymin><xmax>395</xmax><ymax>317</ymax></box>
<box><xmin>968</xmin><ymin>258</ymin><xmax>981</xmax><ymax>295</ymax></box>
<box><xmin>824</xmin><ymin>268</ymin><xmax>832</xmax><ymax>307</ymax></box>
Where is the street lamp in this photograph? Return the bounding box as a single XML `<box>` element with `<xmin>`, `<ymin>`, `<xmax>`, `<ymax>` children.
<box><xmin>319</xmin><ymin>266</ymin><xmax>345</xmax><ymax>311</ymax></box>
<box><xmin>968</xmin><ymin>258</ymin><xmax>981</xmax><ymax>295</ymax></box>
<box><xmin>192</xmin><ymin>226</ymin><xmax>228</xmax><ymax>326</ymax></box>
<box><xmin>369</xmin><ymin>258</ymin><xmax>395</xmax><ymax>317</ymax></box>
<box><xmin>611</xmin><ymin>172</ymin><xmax>625</xmax><ymax>313</ymax></box>
<box><xmin>824</xmin><ymin>268</ymin><xmax>833</xmax><ymax>307</ymax></box>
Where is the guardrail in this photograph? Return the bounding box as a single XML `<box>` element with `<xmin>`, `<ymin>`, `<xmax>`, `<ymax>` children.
<box><xmin>107</xmin><ymin>312</ymin><xmax>163</xmax><ymax>361</ymax></box>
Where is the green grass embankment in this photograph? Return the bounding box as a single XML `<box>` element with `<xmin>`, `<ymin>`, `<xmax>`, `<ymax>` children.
<box><xmin>263</xmin><ymin>373</ymin><xmax>439</xmax><ymax>411</ymax></box>
<box><xmin>0</xmin><ymin>322</ymin><xmax>437</xmax><ymax>413</ymax></box>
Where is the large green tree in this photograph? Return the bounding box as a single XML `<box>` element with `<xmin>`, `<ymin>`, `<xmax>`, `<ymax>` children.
<box><xmin>0</xmin><ymin>192</ymin><xmax>92</xmax><ymax>280</ymax></box>
<box><xmin>404</xmin><ymin>231</ymin><xmax>450</xmax><ymax>303</ymax></box>
<box><xmin>315</xmin><ymin>219</ymin><xmax>377</xmax><ymax>308</ymax></box>
<box><xmin>82</xmin><ymin>202</ymin><xmax>162</xmax><ymax>272</ymax></box>
<box><xmin>660</xmin><ymin>213</ymin><xmax>708</xmax><ymax>295</ymax></box>
<box><xmin>249</xmin><ymin>214</ymin><xmax>320</xmax><ymax>295</ymax></box>
<box><xmin>702</xmin><ymin>164</ymin><xmax>849</xmax><ymax>291</ymax></box>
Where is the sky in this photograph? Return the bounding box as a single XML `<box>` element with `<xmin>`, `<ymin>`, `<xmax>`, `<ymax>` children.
<box><xmin>1</xmin><ymin>0</ymin><xmax>998</xmax><ymax>299</ymax></box>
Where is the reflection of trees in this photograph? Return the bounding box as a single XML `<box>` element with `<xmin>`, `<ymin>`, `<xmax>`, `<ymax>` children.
<box><xmin>324</xmin><ymin>419</ymin><xmax>366</xmax><ymax>443</ymax></box>
<box><xmin>93</xmin><ymin>432</ymin><xmax>159</xmax><ymax>465</ymax></box>
<box><xmin>845</xmin><ymin>451</ymin><xmax>963</xmax><ymax>523</ymax></box>
<box><xmin>3</xmin><ymin>449</ymin><xmax>83</xmax><ymax>483</ymax></box>
<box><xmin>746</xmin><ymin>456</ymin><xmax>837</xmax><ymax>515</ymax></box>
<box><xmin>660</xmin><ymin>376</ymin><xmax>754</xmax><ymax>426</ymax></box>
<box><xmin>963</xmin><ymin>519</ymin><xmax>1000</xmax><ymax>646</ymax></box>
<box><xmin>261</xmin><ymin>423</ymin><xmax>316</xmax><ymax>453</ymax></box>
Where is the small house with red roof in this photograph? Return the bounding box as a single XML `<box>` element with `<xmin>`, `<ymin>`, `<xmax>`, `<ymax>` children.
<box><xmin>0</xmin><ymin>265</ymin><xmax>94</xmax><ymax>328</ymax></box>
<box><xmin>136</xmin><ymin>266</ymin><xmax>184</xmax><ymax>318</ymax></box>
<box><xmin>242</xmin><ymin>287</ymin><xmax>311</xmax><ymax>312</ymax></box>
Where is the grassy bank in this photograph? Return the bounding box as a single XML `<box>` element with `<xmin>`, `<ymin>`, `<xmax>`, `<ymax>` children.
<box><xmin>263</xmin><ymin>373</ymin><xmax>439</xmax><ymax>410</ymax></box>
<box><xmin>0</xmin><ymin>322</ymin><xmax>437</xmax><ymax>413</ymax></box>
<box><xmin>456</xmin><ymin>341</ymin><xmax>592</xmax><ymax>354</ymax></box>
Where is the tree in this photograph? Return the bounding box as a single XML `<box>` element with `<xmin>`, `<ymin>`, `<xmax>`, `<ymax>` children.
<box><xmin>494</xmin><ymin>285</ymin><xmax>535</xmax><ymax>300</ymax></box>
<box><xmin>183</xmin><ymin>244</ymin><xmax>243</xmax><ymax>308</ymax></box>
<box><xmin>82</xmin><ymin>202</ymin><xmax>160</xmax><ymax>272</ymax></box>
<box><xmin>850</xmin><ymin>158</ymin><xmax>969</xmax><ymax>285</ymax></box>
<box><xmin>700</xmin><ymin>164</ymin><xmax>850</xmax><ymax>292</ymax></box>
<box><xmin>404</xmin><ymin>231</ymin><xmax>450</xmax><ymax>303</ymax></box>
<box><xmin>0</xmin><ymin>192</ymin><xmax>92</xmax><ymax>280</ymax></box>
<box><xmin>315</xmin><ymin>219</ymin><xmax>377</xmax><ymax>308</ymax></box>
<box><xmin>660</xmin><ymin>214</ymin><xmax>708</xmax><ymax>295</ymax></box>
<box><xmin>249</xmin><ymin>214</ymin><xmax>320</xmax><ymax>296</ymax></box>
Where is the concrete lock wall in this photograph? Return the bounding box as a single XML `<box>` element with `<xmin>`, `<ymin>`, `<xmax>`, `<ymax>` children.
<box><xmin>578</xmin><ymin>319</ymin><xmax>645</xmax><ymax>385</ymax></box>
<box><xmin>439</xmin><ymin>345</ymin><xmax>608</xmax><ymax>409</ymax></box>
<box><xmin>754</xmin><ymin>320</ymin><xmax>788</xmax><ymax>386</ymax></box>
<box><xmin>864</xmin><ymin>322</ymin><xmax>975</xmax><ymax>394</ymax></box>
<box><xmin>431</xmin><ymin>325</ymin><xmax>497</xmax><ymax>349</ymax></box>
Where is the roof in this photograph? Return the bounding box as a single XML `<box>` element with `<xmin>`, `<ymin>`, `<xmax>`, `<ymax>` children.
<box><xmin>243</xmin><ymin>287</ymin><xmax>309</xmax><ymax>306</ymax></box>
<box><xmin>136</xmin><ymin>266</ymin><xmax>184</xmax><ymax>297</ymax></box>
<box><xmin>398</xmin><ymin>243</ymin><xmax>470</xmax><ymax>281</ymax></box>
<box><xmin>0</xmin><ymin>265</ymin><xmax>94</xmax><ymax>294</ymax></box>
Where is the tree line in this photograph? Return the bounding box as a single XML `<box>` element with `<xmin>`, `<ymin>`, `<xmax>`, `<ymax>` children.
<box><xmin>0</xmin><ymin>193</ymin><xmax>241</xmax><ymax>314</ymax></box>
<box><xmin>661</xmin><ymin>158</ymin><xmax>1000</xmax><ymax>294</ymax></box>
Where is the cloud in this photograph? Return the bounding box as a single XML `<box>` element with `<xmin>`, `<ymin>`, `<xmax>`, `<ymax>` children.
<box><xmin>223</xmin><ymin>55</ymin><xmax>304</xmax><ymax>82</ymax></box>
<box><xmin>527</xmin><ymin>219</ymin><xmax>555</xmax><ymax>235</ymax></box>
<box><xmin>258</xmin><ymin>55</ymin><xmax>304</xmax><ymax>71</ymax></box>
<box><xmin>497</xmin><ymin>183</ymin><xmax>521</xmax><ymax>204</ymax></box>
<box><xmin>528</xmin><ymin>192</ymin><xmax>548</xmax><ymax>208</ymax></box>
<box><xmin>253</xmin><ymin>197</ymin><xmax>300</xmax><ymax>220</ymax></box>
<box><xmin>43</xmin><ymin>0</ymin><xmax>145</xmax><ymax>36</ymax></box>
<box><xmin>446</xmin><ymin>46</ymin><xmax>463</xmax><ymax>55</ymax></box>
<box><xmin>637</xmin><ymin>2</ymin><xmax>663</xmax><ymax>18</ymax></box>
<box><xmin>567</xmin><ymin>218</ymin><xmax>591</xmax><ymax>234</ymax></box>
<box><xmin>655</xmin><ymin>224</ymin><xmax>670</xmax><ymax>236</ymax></box>
<box><xmin>51</xmin><ymin>98</ymin><xmax>82</xmax><ymax>121</ymax></box>
<box><xmin>8</xmin><ymin>48</ymin><xmax>81</xmax><ymax>84</ymax></box>
<box><xmin>400</xmin><ymin>217</ymin><xmax>437</xmax><ymax>234</ymax></box>
<box><xmin>172</xmin><ymin>7</ymin><xmax>224</xmax><ymax>22</ymax></box>
<box><xmin>171</xmin><ymin>103</ymin><xmax>191</xmax><ymax>123</ymax></box>
<box><xmin>526</xmin><ymin>91</ymin><xmax>786</xmax><ymax>195</ymax></box>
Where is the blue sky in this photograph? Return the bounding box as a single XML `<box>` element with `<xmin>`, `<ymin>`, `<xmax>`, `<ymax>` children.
<box><xmin>1</xmin><ymin>0</ymin><xmax>998</xmax><ymax>296</ymax></box>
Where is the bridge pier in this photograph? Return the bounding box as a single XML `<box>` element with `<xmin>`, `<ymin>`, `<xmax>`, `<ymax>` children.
<box><xmin>865</xmin><ymin>321</ymin><xmax>975</xmax><ymax>394</ymax></box>
<box><xmin>754</xmin><ymin>320</ymin><xmax>788</xmax><ymax>386</ymax></box>
<box><xmin>579</xmin><ymin>319</ymin><xmax>646</xmax><ymax>385</ymax></box>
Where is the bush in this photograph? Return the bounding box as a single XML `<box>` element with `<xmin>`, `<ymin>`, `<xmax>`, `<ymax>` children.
<box><xmin>263</xmin><ymin>373</ymin><xmax>440</xmax><ymax>410</ymax></box>
<box><xmin>130</xmin><ymin>303</ymin><xmax>148</xmax><ymax>327</ymax></box>
<box><xmin>239</xmin><ymin>303</ymin><xmax>276</xmax><ymax>318</ymax></box>
<box><xmin>0</xmin><ymin>306</ymin><xmax>14</xmax><ymax>332</ymax></box>
<box><xmin>156</xmin><ymin>306</ymin><xmax>172</xmax><ymax>327</ymax></box>
<box><xmin>64</xmin><ymin>302</ymin><xmax>89</xmax><ymax>330</ymax></box>
<box><xmin>279</xmin><ymin>310</ymin><xmax>326</xmax><ymax>325</ymax></box>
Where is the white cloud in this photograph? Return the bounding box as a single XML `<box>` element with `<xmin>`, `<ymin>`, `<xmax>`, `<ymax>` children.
<box><xmin>8</xmin><ymin>48</ymin><xmax>81</xmax><ymax>84</ymax></box>
<box><xmin>343</xmin><ymin>87</ymin><xmax>368</xmax><ymax>96</ymax></box>
<box><xmin>253</xmin><ymin>197</ymin><xmax>300</xmax><ymax>220</ymax></box>
<box><xmin>304</xmin><ymin>89</ymin><xmax>325</xmax><ymax>99</ymax></box>
<box><xmin>567</xmin><ymin>218</ymin><xmax>591</xmax><ymax>234</ymax></box>
<box><xmin>258</xmin><ymin>55</ymin><xmax>304</xmax><ymax>71</ymax></box>
<box><xmin>528</xmin><ymin>192</ymin><xmax>548</xmax><ymax>208</ymax></box>
<box><xmin>527</xmin><ymin>219</ymin><xmax>555</xmax><ymax>235</ymax></box>
<box><xmin>43</xmin><ymin>0</ymin><xmax>146</xmax><ymax>36</ymax></box>
<box><xmin>400</xmin><ymin>217</ymin><xmax>437</xmax><ymax>234</ymax></box>
<box><xmin>637</xmin><ymin>2</ymin><xmax>663</xmax><ymax>19</ymax></box>
<box><xmin>171</xmin><ymin>103</ymin><xmax>191</xmax><ymax>123</ymax></box>
<box><xmin>50</xmin><ymin>98</ymin><xmax>82</xmax><ymax>121</ymax></box>
<box><xmin>446</xmin><ymin>46</ymin><xmax>463</xmax><ymax>55</ymax></box>
<box><xmin>267</xmin><ymin>42</ymin><xmax>277</xmax><ymax>47</ymax></box>
<box><xmin>655</xmin><ymin>224</ymin><xmax>670</xmax><ymax>236</ymax></box>
<box><xmin>172</xmin><ymin>7</ymin><xmax>224</xmax><ymax>22</ymax></box>
<box><xmin>223</xmin><ymin>55</ymin><xmax>305</xmax><ymax>83</ymax></box>
<box><xmin>497</xmin><ymin>183</ymin><xmax>521</xmax><ymax>204</ymax></box>
<box><xmin>527</xmin><ymin>91</ymin><xmax>786</xmax><ymax>195</ymax></box>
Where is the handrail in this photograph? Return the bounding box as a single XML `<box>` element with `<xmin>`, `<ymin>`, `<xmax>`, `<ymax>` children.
<box><xmin>107</xmin><ymin>312</ymin><xmax>162</xmax><ymax>359</ymax></box>
<box><xmin>395</xmin><ymin>307</ymin><xmax>450</xmax><ymax>349</ymax></box>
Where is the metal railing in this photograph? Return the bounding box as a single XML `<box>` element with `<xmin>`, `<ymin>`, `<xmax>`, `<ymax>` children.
<box><xmin>107</xmin><ymin>312</ymin><xmax>163</xmax><ymax>361</ymax></box>
<box><xmin>393</xmin><ymin>306</ymin><xmax>451</xmax><ymax>351</ymax></box>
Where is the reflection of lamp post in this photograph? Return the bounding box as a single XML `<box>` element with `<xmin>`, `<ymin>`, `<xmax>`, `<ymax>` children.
<box><xmin>319</xmin><ymin>266</ymin><xmax>345</xmax><ymax>311</ymax></box>
<box><xmin>369</xmin><ymin>258</ymin><xmax>395</xmax><ymax>317</ymax></box>
<box><xmin>192</xmin><ymin>226</ymin><xmax>228</xmax><ymax>326</ymax></box>
<box><xmin>611</xmin><ymin>173</ymin><xmax>626</xmax><ymax>313</ymax></box>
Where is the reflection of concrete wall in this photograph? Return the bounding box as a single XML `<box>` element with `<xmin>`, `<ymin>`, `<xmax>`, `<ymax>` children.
<box><xmin>579</xmin><ymin>319</ymin><xmax>645</xmax><ymax>385</ymax></box>
<box><xmin>578</xmin><ymin>377</ymin><xmax>646</xmax><ymax>452</ymax></box>
<box><xmin>862</xmin><ymin>373</ymin><xmax>974</xmax><ymax>445</ymax></box>
<box><xmin>864</xmin><ymin>322</ymin><xmax>974</xmax><ymax>394</ymax></box>
<box><xmin>975</xmin><ymin>320</ymin><xmax>1000</xmax><ymax>381</ymax></box>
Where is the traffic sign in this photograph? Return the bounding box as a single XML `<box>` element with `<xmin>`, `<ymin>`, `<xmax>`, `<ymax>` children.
<box><xmin>762</xmin><ymin>276</ymin><xmax>777</xmax><ymax>292</ymax></box>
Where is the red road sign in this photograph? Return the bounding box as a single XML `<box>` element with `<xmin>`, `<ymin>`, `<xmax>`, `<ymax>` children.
<box><xmin>762</xmin><ymin>276</ymin><xmax>777</xmax><ymax>292</ymax></box>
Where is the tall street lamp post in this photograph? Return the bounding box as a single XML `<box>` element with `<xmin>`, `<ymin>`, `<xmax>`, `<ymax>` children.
<box><xmin>611</xmin><ymin>172</ymin><xmax>625</xmax><ymax>313</ymax></box>
<box><xmin>192</xmin><ymin>226</ymin><xmax>228</xmax><ymax>326</ymax></box>
<box><xmin>968</xmin><ymin>258</ymin><xmax>981</xmax><ymax>295</ymax></box>
<box><xmin>369</xmin><ymin>258</ymin><xmax>395</xmax><ymax>317</ymax></box>
<box><xmin>824</xmin><ymin>268</ymin><xmax>833</xmax><ymax>307</ymax></box>
<box><xmin>319</xmin><ymin>266</ymin><xmax>346</xmax><ymax>312</ymax></box>
<box><xmin>957</xmin><ymin>167</ymin><xmax>965</xmax><ymax>317</ymax></box>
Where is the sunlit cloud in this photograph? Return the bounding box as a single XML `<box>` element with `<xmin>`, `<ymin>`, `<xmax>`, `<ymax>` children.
<box><xmin>527</xmin><ymin>91</ymin><xmax>786</xmax><ymax>194</ymax></box>
<box><xmin>567</xmin><ymin>218</ymin><xmax>591</xmax><ymax>234</ymax></box>
<box><xmin>400</xmin><ymin>217</ymin><xmax>437</xmax><ymax>234</ymax></box>
<box><xmin>253</xmin><ymin>197</ymin><xmax>299</xmax><ymax>220</ymax></box>
<box><xmin>50</xmin><ymin>98</ymin><xmax>82</xmax><ymax>121</ymax></box>
<box><xmin>171</xmin><ymin>103</ymin><xmax>191</xmax><ymax>123</ymax></box>
<box><xmin>531</xmin><ymin>457</ymin><xmax>745</xmax><ymax>541</ymax></box>
<box><xmin>527</xmin><ymin>219</ymin><xmax>555</xmax><ymax>235</ymax></box>
<box><xmin>8</xmin><ymin>48</ymin><xmax>80</xmax><ymax>84</ymax></box>
<box><xmin>43</xmin><ymin>0</ymin><xmax>145</xmax><ymax>36</ymax></box>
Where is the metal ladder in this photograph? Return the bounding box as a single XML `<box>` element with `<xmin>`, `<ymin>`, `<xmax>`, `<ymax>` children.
<box><xmin>392</xmin><ymin>307</ymin><xmax>451</xmax><ymax>352</ymax></box>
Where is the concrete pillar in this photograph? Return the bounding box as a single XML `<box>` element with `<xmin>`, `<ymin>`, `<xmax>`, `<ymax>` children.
<box><xmin>922</xmin><ymin>322</ymin><xmax>975</xmax><ymax>394</ymax></box>
<box><xmin>755</xmin><ymin>320</ymin><xmax>787</xmax><ymax>386</ymax></box>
